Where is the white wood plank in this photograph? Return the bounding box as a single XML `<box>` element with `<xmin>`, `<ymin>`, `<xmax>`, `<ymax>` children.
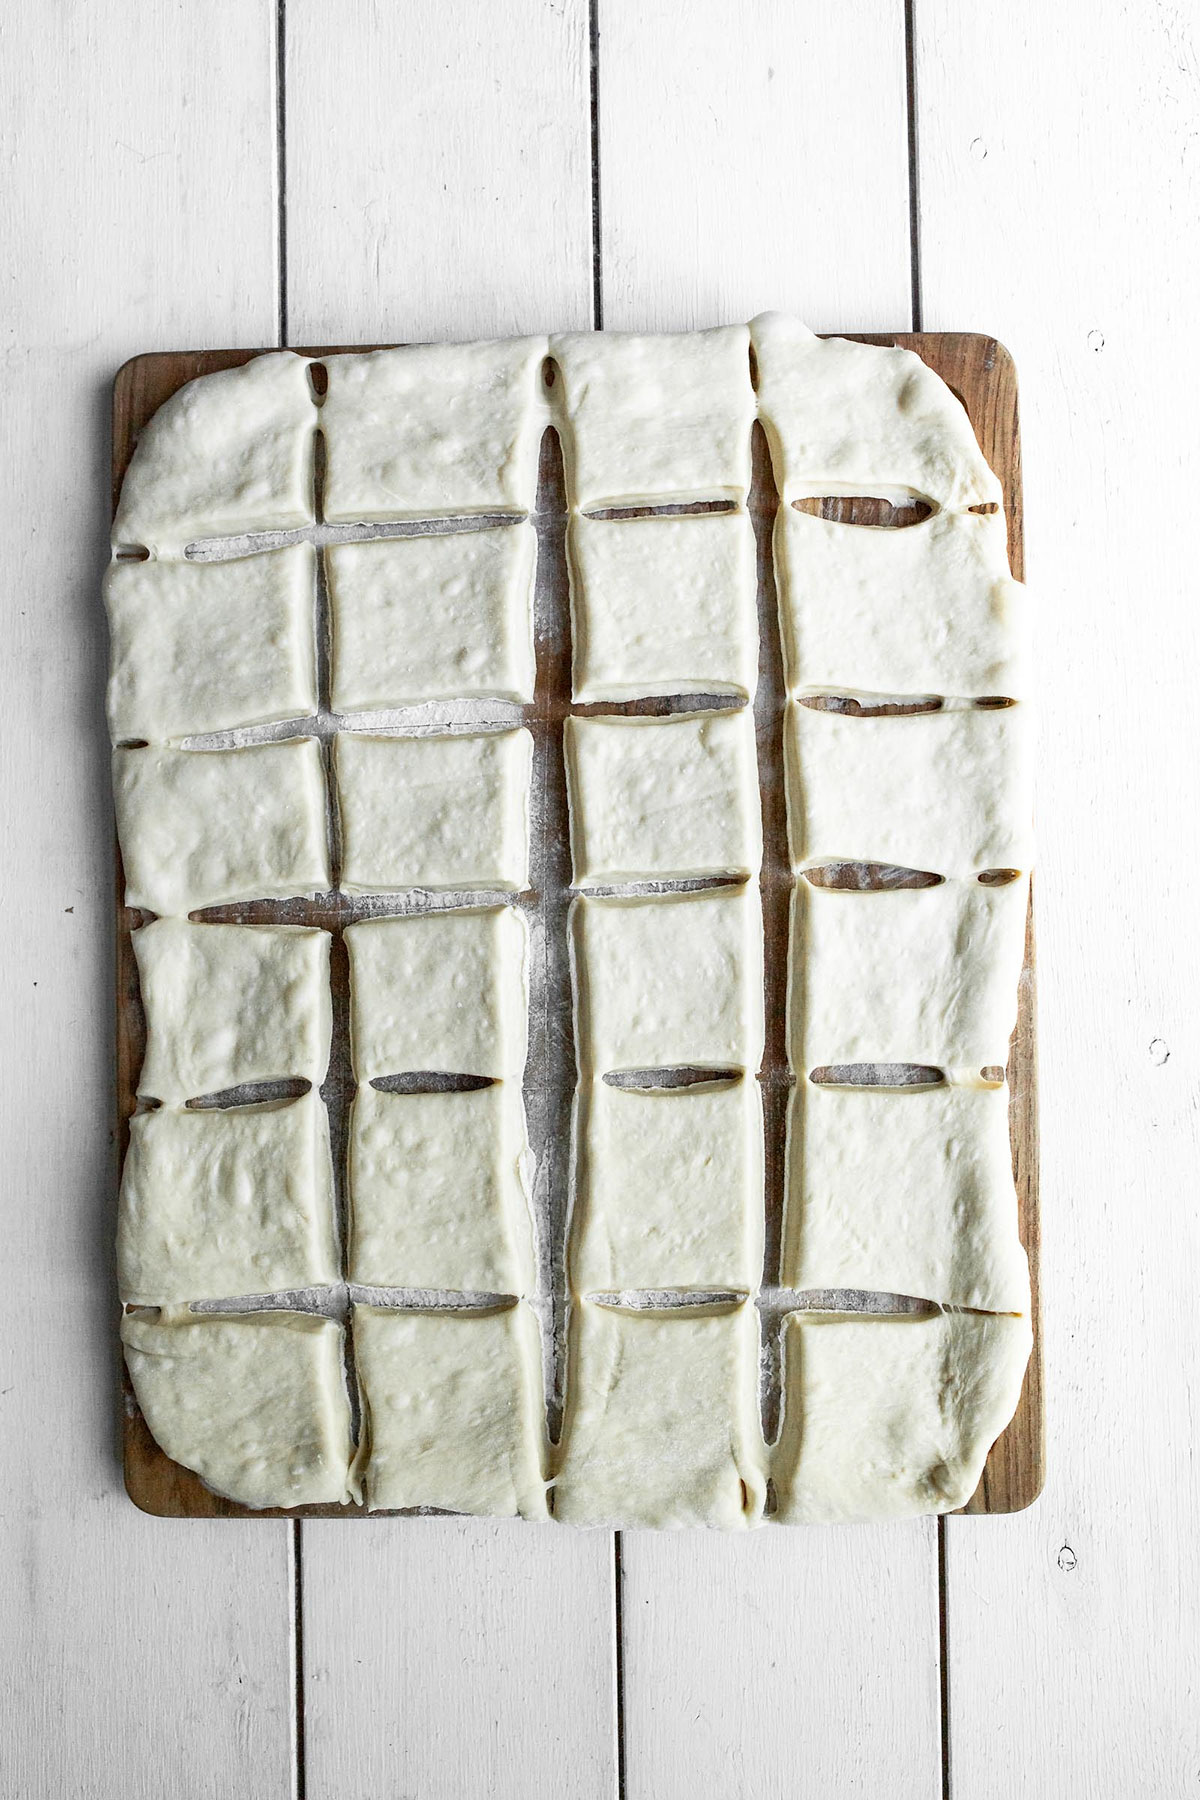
<box><xmin>596</xmin><ymin>0</ymin><xmax>912</xmax><ymax>331</ymax></box>
<box><xmin>0</xmin><ymin>4</ymin><xmax>294</xmax><ymax>1797</ymax></box>
<box><xmin>916</xmin><ymin>4</ymin><xmax>1200</xmax><ymax>1792</ymax></box>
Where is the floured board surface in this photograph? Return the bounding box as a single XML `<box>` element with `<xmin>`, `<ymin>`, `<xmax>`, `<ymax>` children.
<box><xmin>113</xmin><ymin>334</ymin><xmax>1041</xmax><ymax>1518</ymax></box>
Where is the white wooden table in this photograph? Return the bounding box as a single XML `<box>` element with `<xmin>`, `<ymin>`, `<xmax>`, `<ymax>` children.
<box><xmin>4</xmin><ymin>3</ymin><xmax>1197</xmax><ymax>1793</ymax></box>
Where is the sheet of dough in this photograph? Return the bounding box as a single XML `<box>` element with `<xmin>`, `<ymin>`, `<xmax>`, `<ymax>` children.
<box><xmin>772</xmin><ymin>1310</ymin><xmax>1032</xmax><ymax>1522</ymax></box>
<box><xmin>122</xmin><ymin>1310</ymin><xmax>354</xmax><ymax>1508</ymax></box>
<box><xmin>566</xmin><ymin>708</ymin><xmax>762</xmax><ymax>885</ymax></box>
<box><xmin>792</xmin><ymin>876</ymin><xmax>1029</xmax><ymax>1077</ymax></box>
<box><xmin>784</xmin><ymin>1080</ymin><xmax>1030</xmax><ymax>1311</ymax></box>
<box><xmin>775</xmin><ymin>504</ymin><xmax>1027</xmax><ymax>699</ymax></box>
<box><xmin>113</xmin><ymin>352</ymin><xmax>317</xmax><ymax>555</ymax></box>
<box><xmin>785</xmin><ymin>700</ymin><xmax>1033</xmax><ymax>876</ymax></box>
<box><xmin>750</xmin><ymin>313</ymin><xmax>1001</xmax><ymax>511</ymax></box>
<box><xmin>105</xmin><ymin>545</ymin><xmax>318</xmax><ymax>743</ymax></box>
<box><xmin>550</xmin><ymin>326</ymin><xmax>754</xmax><ymax>510</ymax></box>
<box><xmin>328</xmin><ymin>524</ymin><xmax>536</xmax><ymax>710</ymax></box>
<box><xmin>135</xmin><ymin>918</ymin><xmax>331</xmax><ymax>1102</ymax></box>
<box><xmin>553</xmin><ymin>1301</ymin><xmax>766</xmax><ymax>1528</ymax></box>
<box><xmin>335</xmin><ymin>729</ymin><xmax>532</xmax><ymax>894</ymax></box>
<box><xmin>573</xmin><ymin>886</ymin><xmax>764</xmax><ymax>1075</ymax></box>
<box><xmin>353</xmin><ymin>1302</ymin><xmax>547</xmax><ymax>1516</ymax></box>
<box><xmin>570</xmin><ymin>1077</ymin><xmax>763</xmax><ymax>1294</ymax></box>
<box><xmin>320</xmin><ymin>338</ymin><xmax>547</xmax><ymax>522</ymax></box>
<box><xmin>345</xmin><ymin>906</ymin><xmax>527</xmax><ymax>1081</ymax></box>
<box><xmin>568</xmin><ymin>509</ymin><xmax>758</xmax><ymax>703</ymax></box>
<box><xmin>117</xmin><ymin>1091</ymin><xmax>338</xmax><ymax>1305</ymax></box>
<box><xmin>348</xmin><ymin>1082</ymin><xmax>534</xmax><ymax>1294</ymax></box>
<box><xmin>113</xmin><ymin>737</ymin><xmax>331</xmax><ymax>916</ymax></box>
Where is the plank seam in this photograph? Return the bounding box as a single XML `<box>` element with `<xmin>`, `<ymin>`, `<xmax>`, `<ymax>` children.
<box><xmin>904</xmin><ymin>0</ymin><xmax>923</xmax><ymax>330</ymax></box>
<box><xmin>275</xmin><ymin>0</ymin><xmax>289</xmax><ymax>346</ymax></box>
<box><xmin>938</xmin><ymin>1515</ymin><xmax>951</xmax><ymax>1800</ymax></box>
<box><xmin>589</xmin><ymin>0</ymin><xmax>603</xmax><ymax>328</ymax></box>
<box><xmin>292</xmin><ymin>1517</ymin><xmax>307</xmax><ymax>1800</ymax></box>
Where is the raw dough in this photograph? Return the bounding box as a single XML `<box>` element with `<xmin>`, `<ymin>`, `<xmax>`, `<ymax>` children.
<box><xmin>122</xmin><ymin>1310</ymin><xmax>355</xmax><ymax>1508</ymax></box>
<box><xmin>327</xmin><ymin>524</ymin><xmax>536</xmax><ymax>710</ymax></box>
<box><xmin>550</xmin><ymin>326</ymin><xmax>754</xmax><ymax>510</ymax></box>
<box><xmin>353</xmin><ymin>1301</ymin><xmax>547</xmax><ymax>1516</ymax></box>
<box><xmin>117</xmin><ymin>1091</ymin><xmax>338</xmax><ymax>1305</ymax></box>
<box><xmin>566</xmin><ymin>708</ymin><xmax>762</xmax><ymax>885</ymax></box>
<box><xmin>570</xmin><ymin>1077</ymin><xmax>763</xmax><ymax>1294</ymax></box>
<box><xmin>552</xmin><ymin>1301</ymin><xmax>766</xmax><ymax>1528</ymax></box>
<box><xmin>785</xmin><ymin>699</ymin><xmax>1033</xmax><ymax>876</ymax></box>
<box><xmin>775</xmin><ymin>504</ymin><xmax>1026</xmax><ymax>699</ymax></box>
<box><xmin>792</xmin><ymin>876</ymin><xmax>1029</xmax><ymax>1077</ymax></box>
<box><xmin>568</xmin><ymin>509</ymin><xmax>758</xmax><ymax>703</ymax></box>
<box><xmin>348</xmin><ymin>1082</ymin><xmax>534</xmax><ymax>1294</ymax></box>
<box><xmin>334</xmin><ymin>729</ymin><xmax>532</xmax><ymax>893</ymax></box>
<box><xmin>750</xmin><ymin>313</ymin><xmax>1001</xmax><ymax>511</ymax></box>
<box><xmin>772</xmin><ymin>1309</ymin><xmax>1032</xmax><ymax>1522</ymax></box>
<box><xmin>105</xmin><ymin>545</ymin><xmax>317</xmax><ymax>743</ymax></box>
<box><xmin>572</xmin><ymin>886</ymin><xmax>764</xmax><ymax>1075</ymax></box>
<box><xmin>113</xmin><ymin>737</ymin><xmax>331</xmax><ymax>915</ymax></box>
<box><xmin>113</xmin><ymin>352</ymin><xmax>317</xmax><ymax>555</ymax></box>
<box><xmin>783</xmin><ymin>1080</ymin><xmax>1030</xmax><ymax>1311</ymax></box>
<box><xmin>320</xmin><ymin>338</ymin><xmax>547</xmax><ymax>522</ymax></box>
<box><xmin>345</xmin><ymin>906</ymin><xmax>527</xmax><ymax>1081</ymax></box>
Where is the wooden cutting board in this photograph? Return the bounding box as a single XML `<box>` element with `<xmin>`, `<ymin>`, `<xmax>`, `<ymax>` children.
<box><xmin>113</xmin><ymin>335</ymin><xmax>1042</xmax><ymax>1519</ymax></box>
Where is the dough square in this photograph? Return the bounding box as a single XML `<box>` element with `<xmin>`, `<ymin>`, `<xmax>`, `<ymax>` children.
<box><xmin>328</xmin><ymin>524</ymin><xmax>536</xmax><ymax>711</ymax></box>
<box><xmin>568</xmin><ymin>510</ymin><xmax>758</xmax><ymax>702</ymax></box>
<box><xmin>772</xmin><ymin>1310</ymin><xmax>1032</xmax><ymax>1522</ymax></box>
<box><xmin>566</xmin><ymin>709</ymin><xmax>762</xmax><ymax>885</ymax></box>
<box><xmin>345</xmin><ymin>906</ymin><xmax>527</xmax><ymax>1081</ymax></box>
<box><xmin>570</xmin><ymin>1077</ymin><xmax>763</xmax><ymax>1294</ymax></box>
<box><xmin>352</xmin><ymin>1302</ymin><xmax>547</xmax><ymax>1516</ymax></box>
<box><xmin>348</xmin><ymin>1083</ymin><xmax>534</xmax><ymax>1294</ymax></box>
<box><xmin>792</xmin><ymin>877</ymin><xmax>1029</xmax><ymax>1077</ymax></box>
<box><xmin>775</xmin><ymin>505</ymin><xmax>1027</xmax><ymax>700</ymax></box>
<box><xmin>785</xmin><ymin>700</ymin><xmax>1033</xmax><ymax>877</ymax></box>
<box><xmin>117</xmin><ymin>1092</ymin><xmax>338</xmax><ymax>1305</ymax></box>
<box><xmin>105</xmin><ymin>545</ymin><xmax>318</xmax><ymax>743</ymax></box>
<box><xmin>321</xmin><ymin>338</ymin><xmax>547</xmax><ymax>522</ymax></box>
<box><xmin>134</xmin><ymin>918</ymin><xmax>331</xmax><ymax>1103</ymax></box>
<box><xmin>783</xmin><ymin>1081</ymin><xmax>1030</xmax><ymax>1311</ymax></box>
<box><xmin>550</xmin><ymin>326</ymin><xmax>754</xmax><ymax>510</ymax></box>
<box><xmin>113</xmin><ymin>352</ymin><xmax>317</xmax><ymax>556</ymax></box>
<box><xmin>750</xmin><ymin>313</ymin><xmax>1001</xmax><ymax>511</ymax></box>
<box><xmin>573</xmin><ymin>886</ymin><xmax>764</xmax><ymax>1075</ymax></box>
<box><xmin>113</xmin><ymin>737</ymin><xmax>331</xmax><ymax>916</ymax></box>
<box><xmin>553</xmin><ymin>1301</ymin><xmax>766</xmax><ymax>1528</ymax></box>
<box><xmin>334</xmin><ymin>729</ymin><xmax>532</xmax><ymax>894</ymax></box>
<box><xmin>122</xmin><ymin>1311</ymin><xmax>354</xmax><ymax>1508</ymax></box>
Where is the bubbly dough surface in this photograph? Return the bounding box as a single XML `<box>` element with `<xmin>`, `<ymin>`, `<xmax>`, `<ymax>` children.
<box><xmin>321</xmin><ymin>338</ymin><xmax>547</xmax><ymax>521</ymax></box>
<box><xmin>785</xmin><ymin>700</ymin><xmax>1033</xmax><ymax>876</ymax></box>
<box><xmin>135</xmin><ymin>918</ymin><xmax>331</xmax><ymax>1103</ymax></box>
<box><xmin>335</xmin><ymin>729</ymin><xmax>532</xmax><ymax>894</ymax></box>
<box><xmin>570</xmin><ymin>1078</ymin><xmax>763</xmax><ymax>1294</ymax></box>
<box><xmin>117</xmin><ymin>1092</ymin><xmax>338</xmax><ymax>1305</ymax></box>
<box><xmin>784</xmin><ymin>1080</ymin><xmax>1030</xmax><ymax>1311</ymax></box>
<box><xmin>568</xmin><ymin>510</ymin><xmax>758</xmax><ymax>702</ymax></box>
<box><xmin>550</xmin><ymin>326</ymin><xmax>754</xmax><ymax>509</ymax></box>
<box><xmin>122</xmin><ymin>1310</ymin><xmax>354</xmax><ymax>1508</ymax></box>
<box><xmin>113</xmin><ymin>352</ymin><xmax>317</xmax><ymax>555</ymax></box>
<box><xmin>775</xmin><ymin>505</ymin><xmax>1026</xmax><ymax>699</ymax></box>
<box><xmin>328</xmin><ymin>524</ymin><xmax>536</xmax><ymax>710</ymax></box>
<box><xmin>792</xmin><ymin>877</ymin><xmax>1030</xmax><ymax>1077</ymax></box>
<box><xmin>566</xmin><ymin>708</ymin><xmax>762</xmax><ymax>885</ymax></box>
<box><xmin>348</xmin><ymin>1083</ymin><xmax>534</xmax><ymax>1294</ymax></box>
<box><xmin>353</xmin><ymin>1302</ymin><xmax>547</xmax><ymax>1516</ymax></box>
<box><xmin>573</xmin><ymin>886</ymin><xmax>764</xmax><ymax>1075</ymax></box>
<box><xmin>553</xmin><ymin>1301</ymin><xmax>766</xmax><ymax>1529</ymax></box>
<box><xmin>113</xmin><ymin>737</ymin><xmax>331</xmax><ymax>916</ymax></box>
<box><xmin>772</xmin><ymin>1310</ymin><xmax>1032</xmax><ymax>1522</ymax></box>
<box><xmin>345</xmin><ymin>906</ymin><xmax>527</xmax><ymax>1081</ymax></box>
<box><xmin>105</xmin><ymin>545</ymin><xmax>317</xmax><ymax>743</ymax></box>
